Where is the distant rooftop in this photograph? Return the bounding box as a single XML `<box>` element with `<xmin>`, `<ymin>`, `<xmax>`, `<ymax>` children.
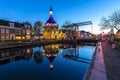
<box><xmin>0</xmin><ymin>19</ymin><xmax>23</xmax><ymax>28</ymax></box>
<box><xmin>0</xmin><ymin>19</ymin><xmax>32</xmax><ymax>28</ymax></box>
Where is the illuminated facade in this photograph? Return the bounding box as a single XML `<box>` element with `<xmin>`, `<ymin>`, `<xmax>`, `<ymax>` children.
<box><xmin>21</xmin><ymin>22</ymin><xmax>32</xmax><ymax>40</ymax></box>
<box><xmin>116</xmin><ymin>30</ymin><xmax>120</xmax><ymax>39</ymax></box>
<box><xmin>42</xmin><ymin>7</ymin><xmax>65</xmax><ymax>40</ymax></box>
<box><xmin>0</xmin><ymin>20</ymin><xmax>32</xmax><ymax>41</ymax></box>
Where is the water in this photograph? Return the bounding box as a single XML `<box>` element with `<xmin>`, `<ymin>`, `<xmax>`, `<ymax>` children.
<box><xmin>0</xmin><ymin>44</ymin><xmax>95</xmax><ymax>80</ymax></box>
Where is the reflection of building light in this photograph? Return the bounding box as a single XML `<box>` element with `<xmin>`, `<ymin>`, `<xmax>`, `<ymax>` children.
<box><xmin>53</xmin><ymin>54</ymin><xmax>57</xmax><ymax>56</ymax></box>
<box><xmin>50</xmin><ymin>63</ymin><xmax>53</xmax><ymax>68</ymax></box>
<box><xmin>22</xmin><ymin>36</ymin><xmax>25</xmax><ymax>39</ymax></box>
<box><xmin>43</xmin><ymin>50</ymin><xmax>45</xmax><ymax>53</ymax></box>
<box><xmin>47</xmin><ymin>54</ymin><xmax>51</xmax><ymax>57</ymax></box>
<box><xmin>27</xmin><ymin>49</ymin><xmax>30</xmax><ymax>53</ymax></box>
<box><xmin>60</xmin><ymin>49</ymin><xmax>63</xmax><ymax>53</ymax></box>
<box><xmin>26</xmin><ymin>35</ymin><xmax>30</xmax><ymax>40</ymax></box>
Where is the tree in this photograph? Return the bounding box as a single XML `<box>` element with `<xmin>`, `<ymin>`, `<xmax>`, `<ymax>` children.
<box><xmin>109</xmin><ymin>10</ymin><xmax>120</xmax><ymax>30</ymax></box>
<box><xmin>99</xmin><ymin>16</ymin><xmax>113</xmax><ymax>30</ymax></box>
<box><xmin>62</xmin><ymin>20</ymin><xmax>72</xmax><ymax>29</ymax></box>
<box><xmin>33</xmin><ymin>21</ymin><xmax>42</xmax><ymax>39</ymax></box>
<box><xmin>99</xmin><ymin>10</ymin><xmax>120</xmax><ymax>31</ymax></box>
<box><xmin>61</xmin><ymin>20</ymin><xmax>73</xmax><ymax>40</ymax></box>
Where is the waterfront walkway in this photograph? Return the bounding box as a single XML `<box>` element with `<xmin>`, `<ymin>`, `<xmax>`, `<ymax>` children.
<box><xmin>101</xmin><ymin>42</ymin><xmax>120</xmax><ymax>80</ymax></box>
<box><xmin>88</xmin><ymin>42</ymin><xmax>107</xmax><ymax>80</ymax></box>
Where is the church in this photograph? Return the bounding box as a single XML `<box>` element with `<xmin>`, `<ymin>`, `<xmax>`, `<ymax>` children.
<box><xmin>42</xmin><ymin>7</ymin><xmax>65</xmax><ymax>40</ymax></box>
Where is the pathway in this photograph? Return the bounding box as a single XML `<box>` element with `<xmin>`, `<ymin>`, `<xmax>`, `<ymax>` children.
<box><xmin>102</xmin><ymin>42</ymin><xmax>120</xmax><ymax>80</ymax></box>
<box><xmin>88</xmin><ymin>42</ymin><xmax>107</xmax><ymax>80</ymax></box>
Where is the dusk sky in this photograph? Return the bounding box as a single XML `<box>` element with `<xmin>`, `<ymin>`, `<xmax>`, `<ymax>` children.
<box><xmin>0</xmin><ymin>0</ymin><xmax>120</xmax><ymax>34</ymax></box>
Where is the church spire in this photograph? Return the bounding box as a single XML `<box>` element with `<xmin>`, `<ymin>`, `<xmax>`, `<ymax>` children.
<box><xmin>45</xmin><ymin>6</ymin><xmax>56</xmax><ymax>24</ymax></box>
<box><xmin>50</xmin><ymin>6</ymin><xmax>52</xmax><ymax>11</ymax></box>
<box><xmin>50</xmin><ymin>6</ymin><xmax>53</xmax><ymax>15</ymax></box>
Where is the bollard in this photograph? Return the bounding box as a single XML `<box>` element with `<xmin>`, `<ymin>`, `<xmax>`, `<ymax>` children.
<box><xmin>98</xmin><ymin>48</ymin><xmax>100</xmax><ymax>51</ymax></box>
<box><xmin>112</xmin><ymin>44</ymin><xmax>116</xmax><ymax>49</ymax></box>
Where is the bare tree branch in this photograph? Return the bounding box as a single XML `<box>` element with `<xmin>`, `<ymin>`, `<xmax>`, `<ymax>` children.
<box><xmin>99</xmin><ymin>10</ymin><xmax>120</xmax><ymax>31</ymax></box>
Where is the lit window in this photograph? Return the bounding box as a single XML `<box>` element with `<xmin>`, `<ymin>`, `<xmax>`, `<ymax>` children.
<box><xmin>16</xmin><ymin>36</ymin><xmax>21</xmax><ymax>40</ymax></box>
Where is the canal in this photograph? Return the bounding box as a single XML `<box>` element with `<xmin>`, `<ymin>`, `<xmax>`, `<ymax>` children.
<box><xmin>0</xmin><ymin>44</ymin><xmax>96</xmax><ymax>80</ymax></box>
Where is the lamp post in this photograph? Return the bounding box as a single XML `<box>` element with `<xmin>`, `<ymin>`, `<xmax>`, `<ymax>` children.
<box><xmin>102</xmin><ymin>32</ymin><xmax>105</xmax><ymax>41</ymax></box>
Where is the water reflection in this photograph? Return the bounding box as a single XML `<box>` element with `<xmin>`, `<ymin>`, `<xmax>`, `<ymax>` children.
<box><xmin>0</xmin><ymin>44</ymin><xmax>93</xmax><ymax>68</ymax></box>
<box><xmin>63</xmin><ymin>45</ymin><xmax>91</xmax><ymax>64</ymax></box>
<box><xmin>0</xmin><ymin>48</ymin><xmax>32</xmax><ymax>65</ymax></box>
<box><xmin>43</xmin><ymin>44</ymin><xmax>60</xmax><ymax>71</ymax></box>
<box><xmin>0</xmin><ymin>44</ymin><xmax>95</xmax><ymax>80</ymax></box>
<box><xmin>33</xmin><ymin>52</ymin><xmax>42</xmax><ymax>64</ymax></box>
<box><xmin>33</xmin><ymin>46</ymin><xmax>43</xmax><ymax>64</ymax></box>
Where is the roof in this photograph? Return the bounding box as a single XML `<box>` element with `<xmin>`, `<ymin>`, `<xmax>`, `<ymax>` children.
<box><xmin>45</xmin><ymin>7</ymin><xmax>57</xmax><ymax>24</ymax></box>
<box><xmin>0</xmin><ymin>19</ymin><xmax>23</xmax><ymax>28</ymax></box>
<box><xmin>47</xmin><ymin>56</ymin><xmax>56</xmax><ymax>63</ymax></box>
<box><xmin>50</xmin><ymin>7</ymin><xmax>52</xmax><ymax>11</ymax></box>
<box><xmin>116</xmin><ymin>30</ymin><xmax>120</xmax><ymax>34</ymax></box>
<box><xmin>45</xmin><ymin>16</ymin><xmax>56</xmax><ymax>24</ymax></box>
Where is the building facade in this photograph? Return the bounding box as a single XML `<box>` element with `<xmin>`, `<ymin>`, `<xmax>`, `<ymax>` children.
<box><xmin>116</xmin><ymin>30</ymin><xmax>120</xmax><ymax>39</ymax></box>
<box><xmin>42</xmin><ymin>7</ymin><xmax>65</xmax><ymax>40</ymax></box>
<box><xmin>0</xmin><ymin>20</ymin><xmax>32</xmax><ymax>41</ymax></box>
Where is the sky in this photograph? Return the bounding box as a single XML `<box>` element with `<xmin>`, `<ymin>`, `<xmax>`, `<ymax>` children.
<box><xmin>0</xmin><ymin>0</ymin><xmax>120</xmax><ymax>34</ymax></box>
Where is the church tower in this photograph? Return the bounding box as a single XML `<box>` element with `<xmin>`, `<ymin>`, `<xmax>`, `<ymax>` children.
<box><xmin>42</xmin><ymin>7</ymin><xmax>59</xmax><ymax>40</ymax></box>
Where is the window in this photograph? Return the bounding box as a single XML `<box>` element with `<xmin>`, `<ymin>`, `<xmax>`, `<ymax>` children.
<box><xmin>1</xmin><ymin>28</ymin><xmax>5</xmax><ymax>33</ymax></box>
<box><xmin>9</xmin><ymin>23</ymin><xmax>14</xmax><ymax>27</ymax></box>
<box><xmin>15</xmin><ymin>29</ymin><xmax>21</xmax><ymax>35</ymax></box>
<box><xmin>6</xmin><ymin>29</ymin><xmax>9</xmax><ymax>33</ymax></box>
<box><xmin>22</xmin><ymin>29</ymin><xmax>25</xmax><ymax>35</ymax></box>
<box><xmin>10</xmin><ymin>29</ymin><xmax>15</xmax><ymax>34</ymax></box>
<box><xmin>25</xmin><ymin>24</ymin><xmax>27</xmax><ymax>28</ymax></box>
<box><xmin>28</xmin><ymin>25</ymin><xmax>30</xmax><ymax>28</ymax></box>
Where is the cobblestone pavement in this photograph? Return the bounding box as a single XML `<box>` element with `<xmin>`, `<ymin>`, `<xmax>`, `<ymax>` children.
<box><xmin>102</xmin><ymin>42</ymin><xmax>120</xmax><ymax>80</ymax></box>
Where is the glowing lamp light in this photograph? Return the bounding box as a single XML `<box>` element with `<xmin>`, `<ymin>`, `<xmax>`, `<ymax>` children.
<box><xmin>50</xmin><ymin>11</ymin><xmax>53</xmax><ymax>15</ymax></box>
<box><xmin>27</xmin><ymin>32</ymin><xmax>30</xmax><ymax>35</ymax></box>
<box><xmin>16</xmin><ymin>36</ymin><xmax>21</xmax><ymax>40</ymax></box>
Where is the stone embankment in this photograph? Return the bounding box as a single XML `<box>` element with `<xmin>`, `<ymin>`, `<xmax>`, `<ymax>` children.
<box><xmin>0</xmin><ymin>39</ymin><xmax>98</xmax><ymax>49</ymax></box>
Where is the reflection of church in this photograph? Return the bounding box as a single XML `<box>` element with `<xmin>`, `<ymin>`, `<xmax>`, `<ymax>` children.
<box><xmin>43</xmin><ymin>44</ymin><xmax>59</xmax><ymax>71</ymax></box>
<box><xmin>42</xmin><ymin>7</ymin><xmax>65</xmax><ymax>40</ymax></box>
